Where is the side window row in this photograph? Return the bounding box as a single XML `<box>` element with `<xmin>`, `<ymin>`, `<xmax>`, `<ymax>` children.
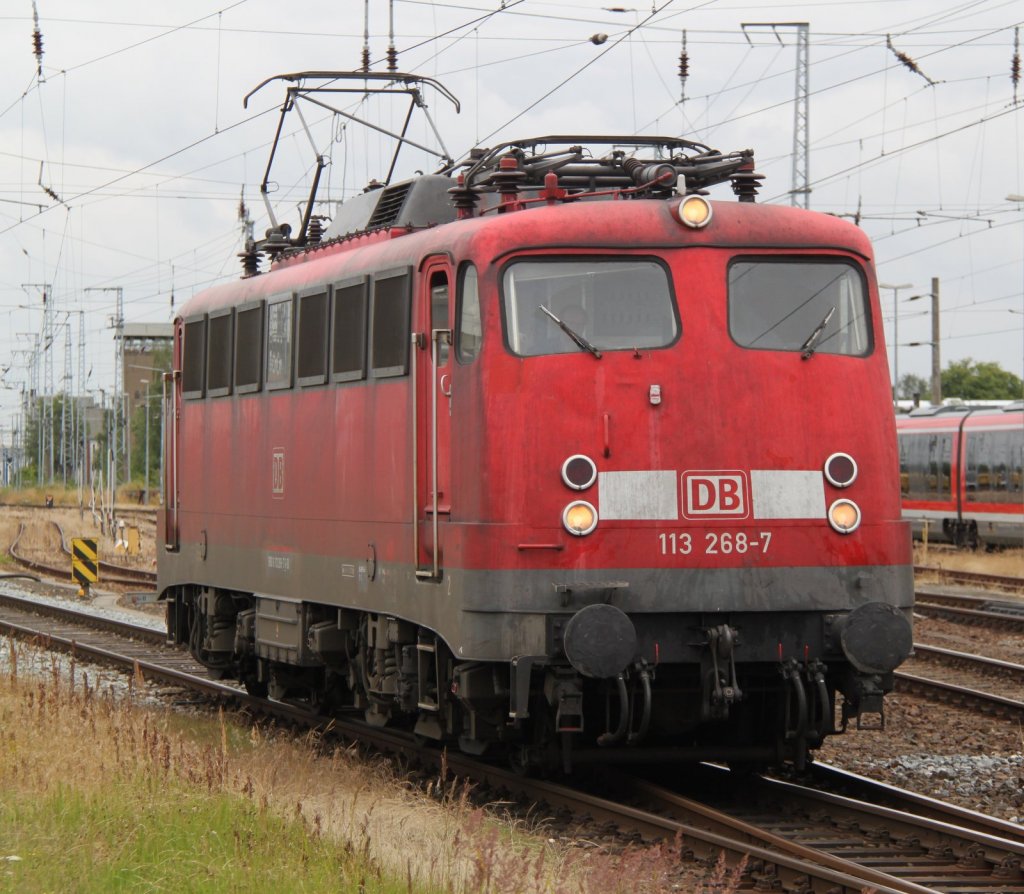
<box><xmin>181</xmin><ymin>268</ymin><xmax>410</xmax><ymax>399</ymax></box>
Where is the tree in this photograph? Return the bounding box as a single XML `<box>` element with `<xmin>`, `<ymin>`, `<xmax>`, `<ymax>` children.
<box><xmin>941</xmin><ymin>359</ymin><xmax>1023</xmax><ymax>400</ymax></box>
<box><xmin>21</xmin><ymin>392</ymin><xmax>83</xmax><ymax>484</ymax></box>
<box><xmin>128</xmin><ymin>344</ymin><xmax>172</xmax><ymax>493</ymax></box>
<box><xmin>897</xmin><ymin>373</ymin><xmax>929</xmax><ymax>401</ymax></box>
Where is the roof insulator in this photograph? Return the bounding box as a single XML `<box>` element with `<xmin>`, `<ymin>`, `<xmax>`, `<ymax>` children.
<box><xmin>448</xmin><ymin>173</ymin><xmax>479</xmax><ymax>219</ymax></box>
<box><xmin>730</xmin><ymin>158</ymin><xmax>765</xmax><ymax>203</ymax></box>
<box><xmin>238</xmin><ymin>243</ymin><xmax>261</xmax><ymax>278</ymax></box>
<box><xmin>491</xmin><ymin>155</ymin><xmax>527</xmax><ymax>212</ymax></box>
<box><xmin>307</xmin><ymin>215</ymin><xmax>327</xmax><ymax>244</ymax></box>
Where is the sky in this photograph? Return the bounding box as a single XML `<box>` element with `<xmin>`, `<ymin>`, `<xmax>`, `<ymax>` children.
<box><xmin>0</xmin><ymin>0</ymin><xmax>1022</xmax><ymax>445</ymax></box>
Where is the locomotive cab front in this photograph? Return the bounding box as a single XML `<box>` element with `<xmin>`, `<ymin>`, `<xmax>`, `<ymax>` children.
<box><xmin>445</xmin><ymin>193</ymin><xmax>914</xmax><ymax>768</ymax></box>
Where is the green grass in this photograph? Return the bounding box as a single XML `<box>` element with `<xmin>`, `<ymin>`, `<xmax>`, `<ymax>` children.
<box><xmin>0</xmin><ymin>778</ymin><xmax>399</xmax><ymax>894</ymax></box>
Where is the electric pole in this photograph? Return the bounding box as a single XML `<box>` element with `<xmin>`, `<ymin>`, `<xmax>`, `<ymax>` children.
<box><xmin>741</xmin><ymin>22</ymin><xmax>811</xmax><ymax>208</ymax></box>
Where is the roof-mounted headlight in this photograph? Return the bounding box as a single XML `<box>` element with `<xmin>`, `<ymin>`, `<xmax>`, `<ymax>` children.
<box><xmin>676</xmin><ymin>195</ymin><xmax>712</xmax><ymax>229</ymax></box>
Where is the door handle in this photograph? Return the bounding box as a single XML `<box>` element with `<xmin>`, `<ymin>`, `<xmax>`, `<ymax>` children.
<box><xmin>439</xmin><ymin>374</ymin><xmax>452</xmax><ymax>397</ymax></box>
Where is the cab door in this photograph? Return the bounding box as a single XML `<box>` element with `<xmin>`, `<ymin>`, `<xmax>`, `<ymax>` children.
<box><xmin>161</xmin><ymin>321</ymin><xmax>182</xmax><ymax>551</ymax></box>
<box><xmin>414</xmin><ymin>257</ymin><xmax>454</xmax><ymax>579</ymax></box>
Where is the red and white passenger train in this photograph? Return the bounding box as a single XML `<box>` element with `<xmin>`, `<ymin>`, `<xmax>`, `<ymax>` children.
<box><xmin>158</xmin><ymin>73</ymin><xmax>914</xmax><ymax>771</ymax></box>
<box><xmin>897</xmin><ymin>405</ymin><xmax>1024</xmax><ymax>549</ymax></box>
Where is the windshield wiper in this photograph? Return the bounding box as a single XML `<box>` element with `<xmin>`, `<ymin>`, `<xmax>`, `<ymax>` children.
<box><xmin>800</xmin><ymin>306</ymin><xmax>836</xmax><ymax>360</ymax></box>
<box><xmin>538</xmin><ymin>305</ymin><xmax>602</xmax><ymax>359</ymax></box>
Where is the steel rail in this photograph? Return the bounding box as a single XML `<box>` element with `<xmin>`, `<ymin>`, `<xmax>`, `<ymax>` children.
<box><xmin>916</xmin><ymin>566</ymin><xmax>1024</xmax><ymax>594</ymax></box>
<box><xmin>913</xmin><ymin>588</ymin><xmax>1024</xmax><ymax>634</ymax></box>
<box><xmin>50</xmin><ymin>520</ymin><xmax>157</xmax><ymax>585</ymax></box>
<box><xmin>895</xmin><ymin>670</ymin><xmax>1024</xmax><ymax>720</ymax></box>
<box><xmin>6</xmin><ymin>521</ymin><xmax>156</xmax><ymax>590</ymax></box>
<box><xmin>807</xmin><ymin>762</ymin><xmax>1024</xmax><ymax>848</ymax></box>
<box><xmin>0</xmin><ymin>590</ymin><xmax>165</xmax><ymax>644</ymax></box>
<box><xmin>911</xmin><ymin>642</ymin><xmax>1024</xmax><ymax>679</ymax></box>
<box><xmin>624</xmin><ymin>772</ymin><xmax>1024</xmax><ymax>894</ymax></box>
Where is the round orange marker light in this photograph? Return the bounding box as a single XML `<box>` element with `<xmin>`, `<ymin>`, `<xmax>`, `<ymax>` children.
<box><xmin>563</xmin><ymin>501</ymin><xmax>598</xmax><ymax>536</ymax></box>
<box><xmin>676</xmin><ymin>195</ymin><xmax>712</xmax><ymax>229</ymax></box>
<box><xmin>828</xmin><ymin>499</ymin><xmax>861</xmax><ymax>534</ymax></box>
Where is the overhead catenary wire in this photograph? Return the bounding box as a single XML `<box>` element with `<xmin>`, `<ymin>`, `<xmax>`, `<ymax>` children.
<box><xmin>0</xmin><ymin>1</ymin><xmax>1020</xmax><ymax>415</ymax></box>
<box><xmin>478</xmin><ymin>0</ymin><xmax>720</xmax><ymax>144</ymax></box>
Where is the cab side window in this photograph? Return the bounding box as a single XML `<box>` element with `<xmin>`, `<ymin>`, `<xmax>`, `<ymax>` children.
<box><xmin>456</xmin><ymin>264</ymin><xmax>482</xmax><ymax>363</ymax></box>
<box><xmin>430</xmin><ymin>271</ymin><xmax>450</xmax><ymax>366</ymax></box>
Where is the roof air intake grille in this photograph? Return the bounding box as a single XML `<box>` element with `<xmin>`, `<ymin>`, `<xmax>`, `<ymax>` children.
<box><xmin>367</xmin><ymin>183</ymin><xmax>412</xmax><ymax>228</ymax></box>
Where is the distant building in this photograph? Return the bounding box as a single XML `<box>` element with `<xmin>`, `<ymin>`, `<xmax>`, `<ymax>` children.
<box><xmin>121</xmin><ymin>323</ymin><xmax>172</xmax><ymax>480</ymax></box>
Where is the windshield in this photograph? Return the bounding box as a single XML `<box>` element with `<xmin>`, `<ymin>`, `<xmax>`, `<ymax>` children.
<box><xmin>728</xmin><ymin>259</ymin><xmax>871</xmax><ymax>357</ymax></box>
<box><xmin>502</xmin><ymin>259</ymin><xmax>677</xmax><ymax>357</ymax></box>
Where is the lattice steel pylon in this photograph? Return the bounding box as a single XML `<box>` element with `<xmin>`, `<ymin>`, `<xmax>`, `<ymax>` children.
<box><xmin>741</xmin><ymin>22</ymin><xmax>811</xmax><ymax>208</ymax></box>
<box><xmin>791</xmin><ymin>24</ymin><xmax>810</xmax><ymax>208</ymax></box>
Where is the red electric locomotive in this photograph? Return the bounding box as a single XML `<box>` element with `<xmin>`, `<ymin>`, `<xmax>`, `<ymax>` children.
<box><xmin>897</xmin><ymin>405</ymin><xmax>1024</xmax><ymax>548</ymax></box>
<box><xmin>158</xmin><ymin>73</ymin><xmax>913</xmax><ymax>771</ymax></box>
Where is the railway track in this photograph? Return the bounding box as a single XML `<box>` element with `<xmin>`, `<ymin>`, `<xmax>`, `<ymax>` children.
<box><xmin>6</xmin><ymin>521</ymin><xmax>157</xmax><ymax>589</ymax></box>
<box><xmin>891</xmin><ymin>635</ymin><xmax>1024</xmax><ymax>723</ymax></box>
<box><xmin>50</xmin><ymin>520</ymin><xmax>158</xmax><ymax>586</ymax></box>
<box><xmin>612</xmin><ymin>766</ymin><xmax>1024</xmax><ymax>893</ymax></box>
<box><xmin>2</xmin><ymin>585</ymin><xmax>1023</xmax><ymax>894</ymax></box>
<box><xmin>914</xmin><ymin>588</ymin><xmax>1024</xmax><ymax>633</ymax></box>
<box><xmin>916</xmin><ymin>565</ymin><xmax>1024</xmax><ymax>595</ymax></box>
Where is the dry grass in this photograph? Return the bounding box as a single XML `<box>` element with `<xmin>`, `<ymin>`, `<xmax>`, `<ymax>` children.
<box><xmin>914</xmin><ymin>543</ymin><xmax>1024</xmax><ymax>579</ymax></box>
<box><xmin>0</xmin><ymin>640</ymin><xmax>721</xmax><ymax>893</ymax></box>
<box><xmin>0</xmin><ymin>484</ymin><xmax>156</xmax><ymax>508</ymax></box>
<box><xmin>0</xmin><ymin>502</ymin><xmax>158</xmax><ymax>579</ymax></box>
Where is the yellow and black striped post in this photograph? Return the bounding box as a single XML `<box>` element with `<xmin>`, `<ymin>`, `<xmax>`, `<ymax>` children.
<box><xmin>71</xmin><ymin>538</ymin><xmax>99</xmax><ymax>597</ymax></box>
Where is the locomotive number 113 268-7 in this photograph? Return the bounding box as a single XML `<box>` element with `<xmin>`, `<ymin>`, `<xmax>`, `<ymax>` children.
<box><xmin>658</xmin><ymin>531</ymin><xmax>773</xmax><ymax>556</ymax></box>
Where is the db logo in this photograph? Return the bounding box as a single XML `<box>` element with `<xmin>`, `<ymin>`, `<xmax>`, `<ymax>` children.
<box><xmin>681</xmin><ymin>471</ymin><xmax>749</xmax><ymax>519</ymax></box>
<box><xmin>271</xmin><ymin>448</ymin><xmax>286</xmax><ymax>498</ymax></box>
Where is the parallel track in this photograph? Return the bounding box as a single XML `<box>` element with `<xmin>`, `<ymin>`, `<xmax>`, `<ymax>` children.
<box><xmin>7</xmin><ymin>521</ymin><xmax>157</xmax><ymax>589</ymax></box>
<box><xmin>615</xmin><ymin>767</ymin><xmax>1024</xmax><ymax>893</ymax></box>
<box><xmin>916</xmin><ymin>566</ymin><xmax>1024</xmax><ymax>595</ymax></box>
<box><xmin>2</xmin><ymin>586</ymin><xmax>1023</xmax><ymax>894</ymax></box>
<box><xmin>895</xmin><ymin>644</ymin><xmax>1024</xmax><ymax>720</ymax></box>
<box><xmin>914</xmin><ymin>589</ymin><xmax>1024</xmax><ymax>633</ymax></box>
<box><xmin>50</xmin><ymin>520</ymin><xmax>158</xmax><ymax>586</ymax></box>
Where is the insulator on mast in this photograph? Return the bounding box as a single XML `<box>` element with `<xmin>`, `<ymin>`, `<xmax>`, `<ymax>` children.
<box><xmin>31</xmin><ymin>2</ymin><xmax>44</xmax><ymax>81</ymax></box>
<box><xmin>886</xmin><ymin>34</ymin><xmax>935</xmax><ymax>86</ymax></box>
<box><xmin>361</xmin><ymin>0</ymin><xmax>371</xmax><ymax>72</ymax></box>
<box><xmin>387</xmin><ymin>0</ymin><xmax>398</xmax><ymax>72</ymax></box>
<box><xmin>1012</xmin><ymin>26</ymin><xmax>1020</xmax><ymax>105</ymax></box>
<box><xmin>678</xmin><ymin>31</ymin><xmax>689</xmax><ymax>104</ymax></box>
